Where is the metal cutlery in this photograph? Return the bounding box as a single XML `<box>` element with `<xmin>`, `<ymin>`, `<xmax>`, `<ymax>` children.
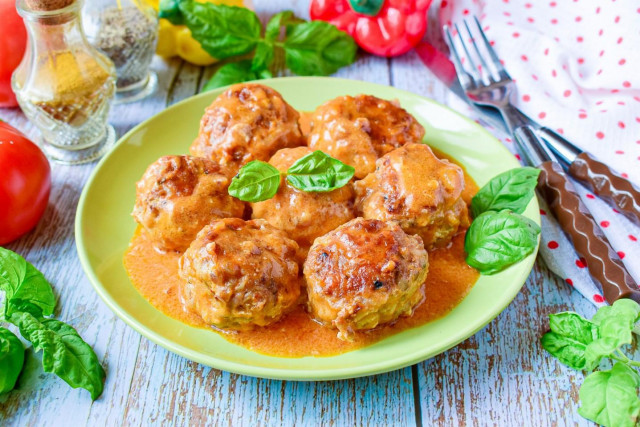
<box><xmin>444</xmin><ymin>16</ymin><xmax>640</xmax><ymax>304</ymax></box>
<box><xmin>443</xmin><ymin>17</ymin><xmax>640</xmax><ymax>227</ymax></box>
<box><xmin>514</xmin><ymin>126</ymin><xmax>640</xmax><ymax>304</ymax></box>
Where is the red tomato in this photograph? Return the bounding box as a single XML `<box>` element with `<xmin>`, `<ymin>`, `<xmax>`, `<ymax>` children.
<box><xmin>0</xmin><ymin>0</ymin><xmax>28</xmax><ymax>107</ymax></box>
<box><xmin>0</xmin><ymin>121</ymin><xmax>51</xmax><ymax>245</ymax></box>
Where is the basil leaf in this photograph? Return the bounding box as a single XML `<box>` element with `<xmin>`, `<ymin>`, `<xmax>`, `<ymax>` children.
<box><xmin>284</xmin><ymin>21</ymin><xmax>357</xmax><ymax>76</ymax></box>
<box><xmin>578</xmin><ymin>362</ymin><xmax>640</xmax><ymax>427</ymax></box>
<box><xmin>0</xmin><ymin>327</ymin><xmax>24</xmax><ymax>394</ymax></box>
<box><xmin>158</xmin><ymin>0</ymin><xmax>184</xmax><ymax>25</ymax></box>
<box><xmin>265</xmin><ymin>11</ymin><xmax>302</xmax><ymax>41</ymax></box>
<box><xmin>202</xmin><ymin>61</ymin><xmax>272</xmax><ymax>92</ymax></box>
<box><xmin>9</xmin><ymin>311</ymin><xmax>105</xmax><ymax>400</ymax></box>
<box><xmin>0</xmin><ymin>247</ymin><xmax>56</xmax><ymax>319</ymax></box>
<box><xmin>541</xmin><ymin>312</ymin><xmax>597</xmax><ymax>370</ymax></box>
<box><xmin>583</xmin><ymin>299</ymin><xmax>640</xmax><ymax>370</ymax></box>
<box><xmin>179</xmin><ymin>1</ymin><xmax>262</xmax><ymax>60</ymax></box>
<box><xmin>471</xmin><ymin>167</ymin><xmax>540</xmax><ymax>217</ymax></box>
<box><xmin>286</xmin><ymin>150</ymin><xmax>355</xmax><ymax>192</ymax></box>
<box><xmin>464</xmin><ymin>211</ymin><xmax>540</xmax><ymax>274</ymax></box>
<box><xmin>228</xmin><ymin>160</ymin><xmax>281</xmax><ymax>202</ymax></box>
<box><xmin>252</xmin><ymin>41</ymin><xmax>274</xmax><ymax>72</ymax></box>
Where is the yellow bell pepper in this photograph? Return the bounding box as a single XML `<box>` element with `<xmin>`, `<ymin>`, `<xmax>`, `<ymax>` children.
<box><xmin>146</xmin><ymin>0</ymin><xmax>249</xmax><ymax>66</ymax></box>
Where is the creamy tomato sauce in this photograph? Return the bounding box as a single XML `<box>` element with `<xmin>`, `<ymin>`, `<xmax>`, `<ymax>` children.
<box><xmin>124</xmin><ymin>148</ymin><xmax>480</xmax><ymax>358</ymax></box>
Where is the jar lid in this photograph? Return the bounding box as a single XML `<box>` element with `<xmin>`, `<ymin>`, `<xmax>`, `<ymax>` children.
<box><xmin>24</xmin><ymin>0</ymin><xmax>75</xmax><ymax>11</ymax></box>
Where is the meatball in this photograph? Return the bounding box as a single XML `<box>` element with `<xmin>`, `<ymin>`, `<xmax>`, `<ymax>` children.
<box><xmin>132</xmin><ymin>155</ymin><xmax>245</xmax><ymax>252</ymax></box>
<box><xmin>179</xmin><ymin>218</ymin><xmax>300</xmax><ymax>330</ymax></box>
<box><xmin>251</xmin><ymin>147</ymin><xmax>356</xmax><ymax>261</ymax></box>
<box><xmin>308</xmin><ymin>94</ymin><xmax>425</xmax><ymax>179</ymax></box>
<box><xmin>354</xmin><ymin>144</ymin><xmax>469</xmax><ymax>250</ymax></box>
<box><xmin>304</xmin><ymin>218</ymin><xmax>428</xmax><ymax>341</ymax></box>
<box><xmin>190</xmin><ymin>83</ymin><xmax>304</xmax><ymax>174</ymax></box>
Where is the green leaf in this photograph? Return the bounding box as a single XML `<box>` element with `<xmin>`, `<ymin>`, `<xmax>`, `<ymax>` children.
<box><xmin>471</xmin><ymin>167</ymin><xmax>540</xmax><ymax>217</ymax></box>
<box><xmin>9</xmin><ymin>311</ymin><xmax>105</xmax><ymax>400</ymax></box>
<box><xmin>228</xmin><ymin>160</ymin><xmax>281</xmax><ymax>202</ymax></box>
<box><xmin>158</xmin><ymin>0</ymin><xmax>184</xmax><ymax>25</ymax></box>
<box><xmin>265</xmin><ymin>11</ymin><xmax>301</xmax><ymax>41</ymax></box>
<box><xmin>252</xmin><ymin>41</ymin><xmax>274</xmax><ymax>72</ymax></box>
<box><xmin>583</xmin><ymin>299</ymin><xmax>640</xmax><ymax>370</ymax></box>
<box><xmin>541</xmin><ymin>312</ymin><xmax>599</xmax><ymax>370</ymax></box>
<box><xmin>201</xmin><ymin>61</ymin><xmax>272</xmax><ymax>92</ymax></box>
<box><xmin>284</xmin><ymin>21</ymin><xmax>357</xmax><ymax>76</ymax></box>
<box><xmin>578</xmin><ymin>362</ymin><xmax>640</xmax><ymax>427</ymax></box>
<box><xmin>464</xmin><ymin>211</ymin><xmax>540</xmax><ymax>274</ymax></box>
<box><xmin>286</xmin><ymin>150</ymin><xmax>355</xmax><ymax>192</ymax></box>
<box><xmin>0</xmin><ymin>327</ymin><xmax>24</xmax><ymax>394</ymax></box>
<box><xmin>179</xmin><ymin>1</ymin><xmax>262</xmax><ymax>60</ymax></box>
<box><xmin>0</xmin><ymin>247</ymin><xmax>56</xmax><ymax>319</ymax></box>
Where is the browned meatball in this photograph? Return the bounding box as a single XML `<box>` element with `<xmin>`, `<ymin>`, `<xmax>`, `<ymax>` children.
<box><xmin>190</xmin><ymin>83</ymin><xmax>304</xmax><ymax>174</ymax></box>
<box><xmin>304</xmin><ymin>218</ymin><xmax>428</xmax><ymax>341</ymax></box>
<box><xmin>179</xmin><ymin>218</ymin><xmax>300</xmax><ymax>330</ymax></box>
<box><xmin>251</xmin><ymin>147</ymin><xmax>356</xmax><ymax>261</ymax></box>
<box><xmin>308</xmin><ymin>94</ymin><xmax>425</xmax><ymax>179</ymax></box>
<box><xmin>354</xmin><ymin>144</ymin><xmax>469</xmax><ymax>250</ymax></box>
<box><xmin>132</xmin><ymin>155</ymin><xmax>245</xmax><ymax>252</ymax></box>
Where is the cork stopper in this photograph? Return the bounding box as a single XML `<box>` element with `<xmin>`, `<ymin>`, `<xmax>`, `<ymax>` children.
<box><xmin>24</xmin><ymin>0</ymin><xmax>75</xmax><ymax>11</ymax></box>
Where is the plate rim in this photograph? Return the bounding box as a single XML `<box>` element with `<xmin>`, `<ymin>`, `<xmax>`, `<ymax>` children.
<box><xmin>75</xmin><ymin>76</ymin><xmax>540</xmax><ymax>380</ymax></box>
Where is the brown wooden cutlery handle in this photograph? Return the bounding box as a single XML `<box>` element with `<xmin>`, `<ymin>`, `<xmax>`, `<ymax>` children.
<box><xmin>568</xmin><ymin>151</ymin><xmax>640</xmax><ymax>226</ymax></box>
<box><xmin>538</xmin><ymin>161</ymin><xmax>640</xmax><ymax>304</ymax></box>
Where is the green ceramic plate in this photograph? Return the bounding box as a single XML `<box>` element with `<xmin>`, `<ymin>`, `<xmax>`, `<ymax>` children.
<box><xmin>76</xmin><ymin>77</ymin><xmax>539</xmax><ymax>380</ymax></box>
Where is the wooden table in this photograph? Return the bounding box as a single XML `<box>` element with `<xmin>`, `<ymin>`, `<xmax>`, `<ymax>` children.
<box><xmin>0</xmin><ymin>1</ymin><xmax>613</xmax><ymax>425</ymax></box>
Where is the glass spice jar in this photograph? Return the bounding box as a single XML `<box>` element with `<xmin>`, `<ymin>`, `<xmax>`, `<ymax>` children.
<box><xmin>12</xmin><ymin>0</ymin><xmax>117</xmax><ymax>165</ymax></box>
<box><xmin>82</xmin><ymin>0</ymin><xmax>159</xmax><ymax>103</ymax></box>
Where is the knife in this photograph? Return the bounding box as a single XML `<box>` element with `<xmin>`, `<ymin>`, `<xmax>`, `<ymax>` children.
<box><xmin>538</xmin><ymin>127</ymin><xmax>640</xmax><ymax>227</ymax></box>
<box><xmin>514</xmin><ymin>125</ymin><xmax>640</xmax><ymax>304</ymax></box>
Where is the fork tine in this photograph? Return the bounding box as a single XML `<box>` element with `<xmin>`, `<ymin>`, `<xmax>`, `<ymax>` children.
<box><xmin>444</xmin><ymin>25</ymin><xmax>473</xmax><ymax>89</ymax></box>
<box><xmin>463</xmin><ymin>19</ymin><xmax>493</xmax><ymax>82</ymax></box>
<box><xmin>454</xmin><ymin>23</ymin><xmax>481</xmax><ymax>85</ymax></box>
<box><xmin>472</xmin><ymin>16</ymin><xmax>511</xmax><ymax>80</ymax></box>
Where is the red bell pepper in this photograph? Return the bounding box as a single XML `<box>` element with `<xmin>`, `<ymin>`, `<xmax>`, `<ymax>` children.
<box><xmin>310</xmin><ymin>0</ymin><xmax>432</xmax><ymax>57</ymax></box>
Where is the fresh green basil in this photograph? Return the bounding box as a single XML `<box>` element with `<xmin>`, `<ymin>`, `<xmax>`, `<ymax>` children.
<box><xmin>228</xmin><ymin>160</ymin><xmax>282</xmax><ymax>202</ymax></box>
<box><xmin>0</xmin><ymin>247</ymin><xmax>56</xmax><ymax>318</ymax></box>
<box><xmin>286</xmin><ymin>150</ymin><xmax>355</xmax><ymax>192</ymax></box>
<box><xmin>471</xmin><ymin>167</ymin><xmax>540</xmax><ymax>217</ymax></box>
<box><xmin>284</xmin><ymin>21</ymin><xmax>358</xmax><ymax>76</ymax></box>
<box><xmin>578</xmin><ymin>362</ymin><xmax>640</xmax><ymax>427</ymax></box>
<box><xmin>0</xmin><ymin>327</ymin><xmax>24</xmax><ymax>394</ymax></box>
<box><xmin>10</xmin><ymin>311</ymin><xmax>105</xmax><ymax>400</ymax></box>
<box><xmin>202</xmin><ymin>61</ymin><xmax>273</xmax><ymax>92</ymax></box>
<box><xmin>540</xmin><ymin>312</ymin><xmax>597</xmax><ymax>370</ymax></box>
<box><xmin>464</xmin><ymin>210</ymin><xmax>540</xmax><ymax>274</ymax></box>
<box><xmin>158</xmin><ymin>0</ymin><xmax>184</xmax><ymax>25</ymax></box>
<box><xmin>265</xmin><ymin>11</ymin><xmax>301</xmax><ymax>41</ymax></box>
<box><xmin>542</xmin><ymin>300</ymin><xmax>640</xmax><ymax>426</ymax></box>
<box><xmin>179</xmin><ymin>1</ymin><xmax>262</xmax><ymax>60</ymax></box>
<box><xmin>251</xmin><ymin>41</ymin><xmax>275</xmax><ymax>72</ymax></box>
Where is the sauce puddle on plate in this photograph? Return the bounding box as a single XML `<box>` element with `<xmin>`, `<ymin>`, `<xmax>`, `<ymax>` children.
<box><xmin>124</xmin><ymin>148</ymin><xmax>480</xmax><ymax>358</ymax></box>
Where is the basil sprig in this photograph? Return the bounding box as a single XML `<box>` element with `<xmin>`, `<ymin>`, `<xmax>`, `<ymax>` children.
<box><xmin>0</xmin><ymin>328</ymin><xmax>24</xmax><ymax>394</ymax></box>
<box><xmin>160</xmin><ymin>2</ymin><xmax>358</xmax><ymax>89</ymax></box>
<box><xmin>228</xmin><ymin>151</ymin><xmax>355</xmax><ymax>202</ymax></box>
<box><xmin>470</xmin><ymin>167</ymin><xmax>540</xmax><ymax>217</ymax></box>
<box><xmin>228</xmin><ymin>160</ymin><xmax>281</xmax><ymax>203</ymax></box>
<box><xmin>0</xmin><ymin>247</ymin><xmax>105</xmax><ymax>399</ymax></box>
<box><xmin>465</xmin><ymin>167</ymin><xmax>541</xmax><ymax>274</ymax></box>
<box><xmin>542</xmin><ymin>299</ymin><xmax>640</xmax><ymax>427</ymax></box>
<box><xmin>464</xmin><ymin>211</ymin><xmax>540</xmax><ymax>274</ymax></box>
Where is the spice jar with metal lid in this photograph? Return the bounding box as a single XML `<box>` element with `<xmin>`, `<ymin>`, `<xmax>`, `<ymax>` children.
<box><xmin>82</xmin><ymin>0</ymin><xmax>159</xmax><ymax>103</ymax></box>
<box><xmin>12</xmin><ymin>0</ymin><xmax>117</xmax><ymax>165</ymax></box>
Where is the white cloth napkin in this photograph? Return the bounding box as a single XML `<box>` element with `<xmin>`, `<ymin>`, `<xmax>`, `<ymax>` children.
<box><xmin>437</xmin><ymin>0</ymin><xmax>640</xmax><ymax>307</ymax></box>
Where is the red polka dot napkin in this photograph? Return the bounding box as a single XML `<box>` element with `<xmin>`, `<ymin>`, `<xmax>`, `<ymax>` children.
<box><xmin>438</xmin><ymin>0</ymin><xmax>640</xmax><ymax>307</ymax></box>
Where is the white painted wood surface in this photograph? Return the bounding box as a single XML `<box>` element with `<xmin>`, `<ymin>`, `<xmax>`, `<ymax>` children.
<box><xmin>0</xmin><ymin>1</ymin><xmax>627</xmax><ymax>425</ymax></box>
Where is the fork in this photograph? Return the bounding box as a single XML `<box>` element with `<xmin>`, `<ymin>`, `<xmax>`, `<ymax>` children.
<box><xmin>443</xmin><ymin>17</ymin><xmax>529</xmax><ymax>134</ymax></box>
